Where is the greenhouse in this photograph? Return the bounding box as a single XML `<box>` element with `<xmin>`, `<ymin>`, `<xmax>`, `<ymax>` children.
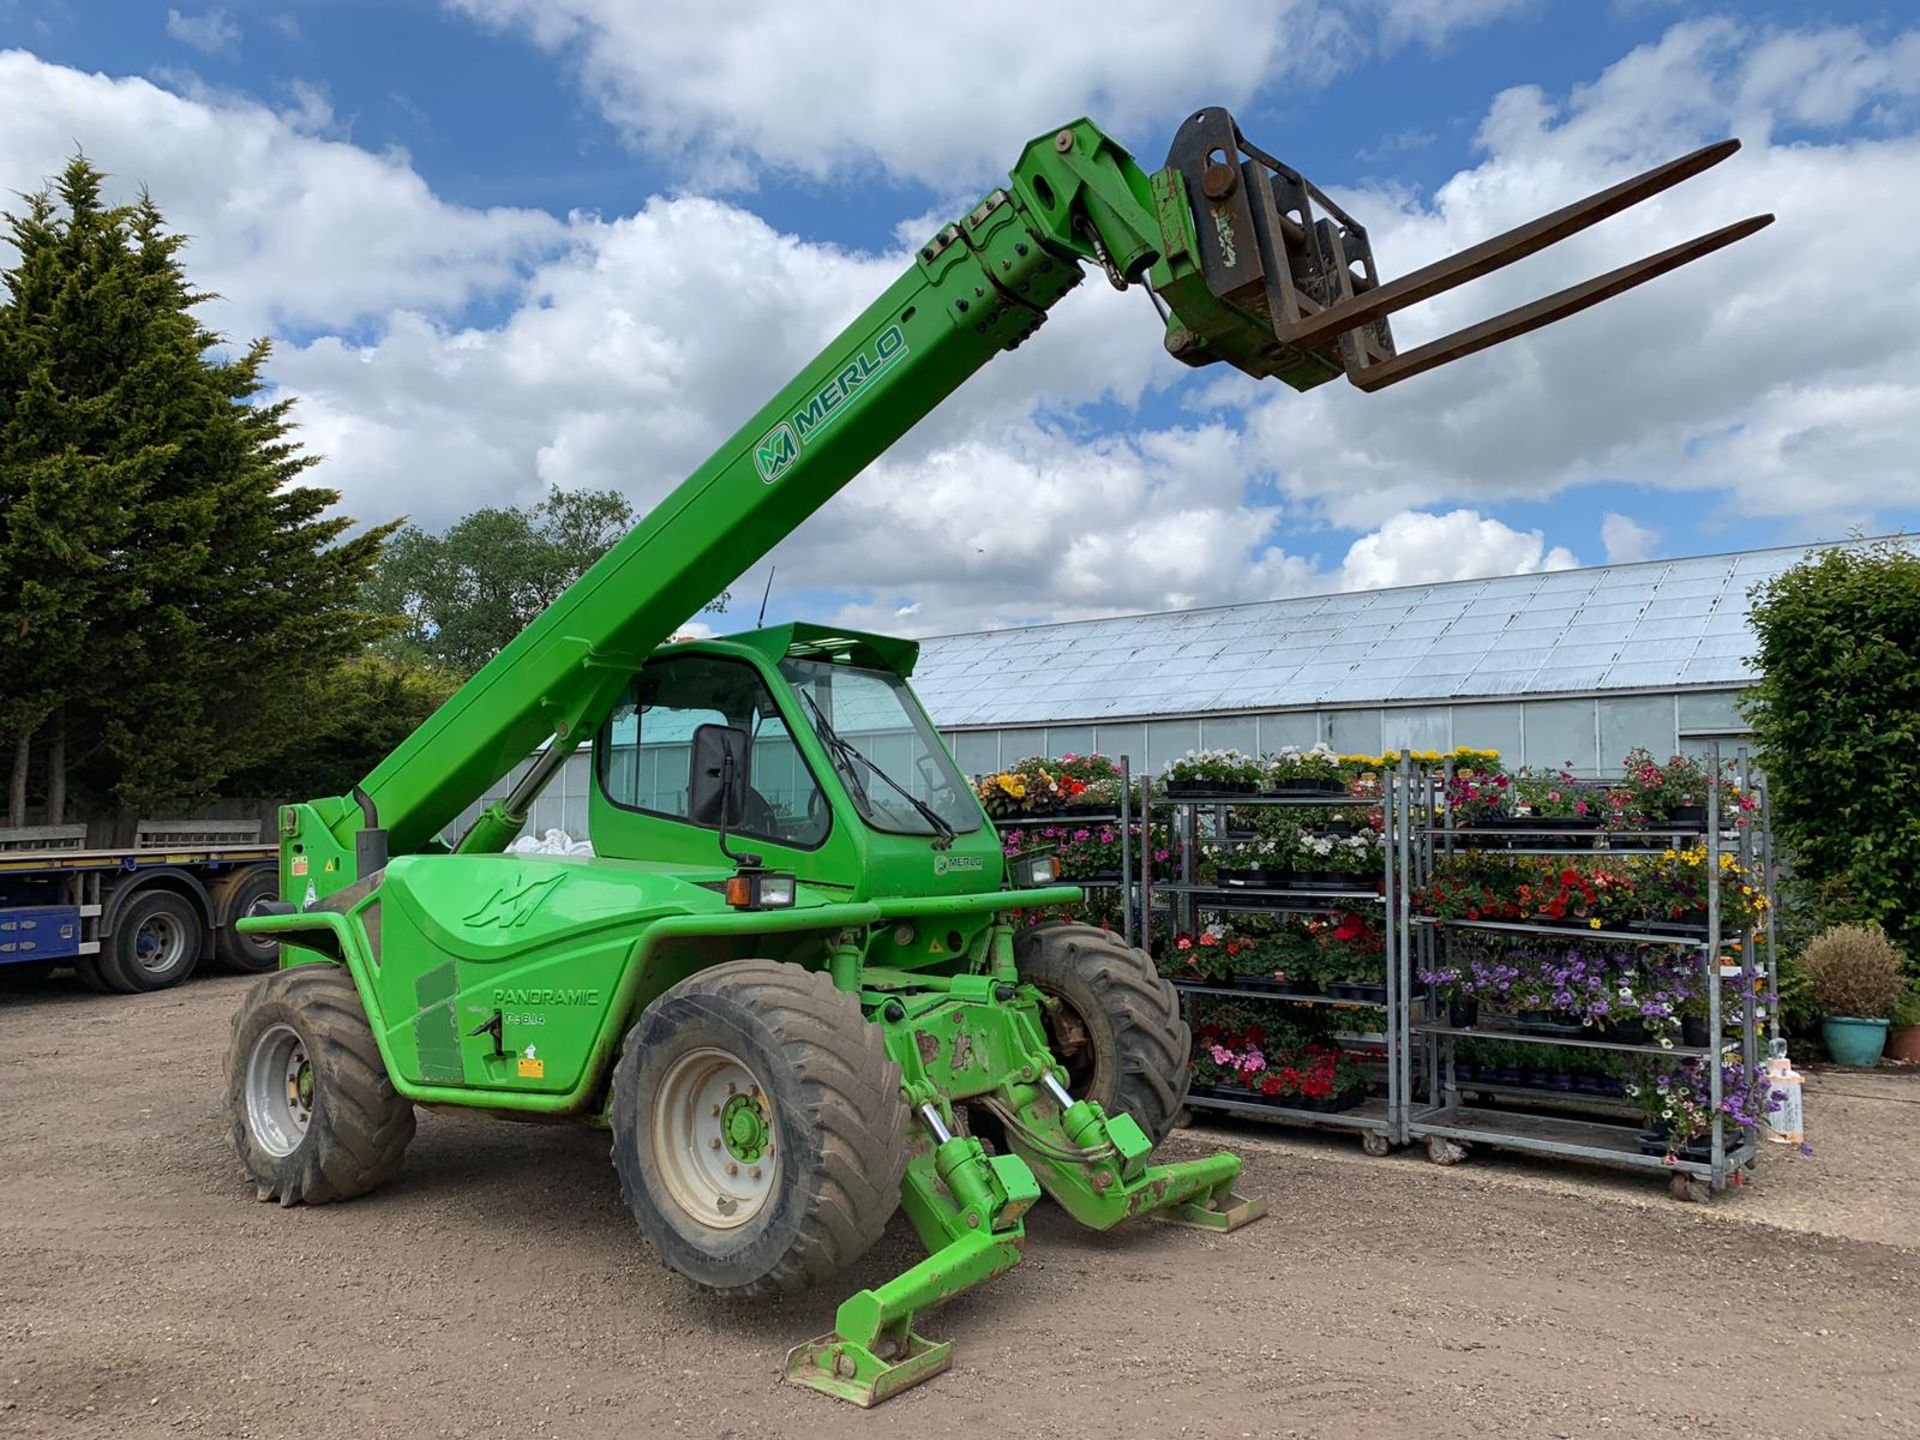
<box><xmin>911</xmin><ymin>541</ymin><xmax>1897</xmax><ymax>782</ymax></box>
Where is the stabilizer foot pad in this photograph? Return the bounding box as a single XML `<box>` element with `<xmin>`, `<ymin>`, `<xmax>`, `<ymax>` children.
<box><xmin>784</xmin><ymin>1329</ymin><xmax>952</xmax><ymax>1407</ymax></box>
<box><xmin>1151</xmin><ymin>1189</ymin><xmax>1268</xmax><ymax>1232</ymax></box>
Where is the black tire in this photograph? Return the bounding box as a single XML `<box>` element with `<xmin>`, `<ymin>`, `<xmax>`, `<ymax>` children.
<box><xmin>101</xmin><ymin>889</ymin><xmax>204</xmax><ymax>993</ymax></box>
<box><xmin>611</xmin><ymin>959</ymin><xmax>907</xmax><ymax>1297</ymax></box>
<box><xmin>215</xmin><ymin>866</ymin><xmax>284</xmax><ymax>974</ymax></box>
<box><xmin>1014</xmin><ymin>922</ymin><xmax>1190</xmax><ymax>1147</ymax></box>
<box><xmin>225</xmin><ymin>964</ymin><xmax>414</xmax><ymax>1206</ymax></box>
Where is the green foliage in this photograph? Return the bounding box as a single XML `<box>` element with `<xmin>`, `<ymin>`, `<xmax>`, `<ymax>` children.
<box><xmin>1744</xmin><ymin>540</ymin><xmax>1920</xmax><ymax>961</ymax></box>
<box><xmin>1772</xmin><ymin>948</ymin><xmax>1821</xmax><ymax>1039</ymax></box>
<box><xmin>1802</xmin><ymin>923</ymin><xmax>1908</xmax><ymax>1020</ymax></box>
<box><xmin>366</xmin><ymin>486</ymin><xmax>727</xmax><ymax>677</ymax></box>
<box><xmin>0</xmin><ymin>157</ymin><xmax>393</xmax><ymax>819</ymax></box>
<box><xmin>223</xmin><ymin>655</ymin><xmax>462</xmax><ymax>801</ymax></box>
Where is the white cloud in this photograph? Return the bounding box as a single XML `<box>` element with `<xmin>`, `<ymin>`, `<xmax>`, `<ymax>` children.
<box><xmin>5</xmin><ymin>22</ymin><xmax>1917</xmax><ymax>648</ymax></box>
<box><xmin>165</xmin><ymin>8</ymin><xmax>240</xmax><ymax>58</ymax></box>
<box><xmin>1338</xmin><ymin>509</ymin><xmax>1575</xmax><ymax>590</ymax></box>
<box><xmin>442</xmin><ymin>0</ymin><xmax>1531</xmax><ymax>187</ymax></box>
<box><xmin>0</xmin><ymin>52</ymin><xmax>563</xmax><ymax>340</ymax></box>
<box><xmin>1240</xmin><ymin>18</ymin><xmax>1920</xmax><ymax>531</ymax></box>
<box><xmin>1600</xmin><ymin>511</ymin><xmax>1660</xmax><ymax>564</ymax></box>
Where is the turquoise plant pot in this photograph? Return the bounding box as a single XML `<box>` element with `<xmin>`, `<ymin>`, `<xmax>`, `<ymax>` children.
<box><xmin>1821</xmin><ymin>1016</ymin><xmax>1889</xmax><ymax>1067</ymax></box>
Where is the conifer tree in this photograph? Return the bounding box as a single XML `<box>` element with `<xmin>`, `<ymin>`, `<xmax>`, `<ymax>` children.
<box><xmin>0</xmin><ymin>157</ymin><xmax>394</xmax><ymax>821</ymax></box>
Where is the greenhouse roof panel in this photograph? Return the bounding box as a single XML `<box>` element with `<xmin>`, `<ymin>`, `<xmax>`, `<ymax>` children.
<box><xmin>908</xmin><ymin>539</ymin><xmax>1909</xmax><ymax>728</ymax></box>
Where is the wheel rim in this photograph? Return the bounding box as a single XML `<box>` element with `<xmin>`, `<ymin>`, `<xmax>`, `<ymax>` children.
<box><xmin>132</xmin><ymin>912</ymin><xmax>187</xmax><ymax>975</ymax></box>
<box><xmin>246</xmin><ymin>1023</ymin><xmax>314</xmax><ymax>1159</ymax></box>
<box><xmin>652</xmin><ymin>1047</ymin><xmax>778</xmax><ymax>1230</ymax></box>
<box><xmin>1035</xmin><ymin>984</ymin><xmax>1104</xmax><ymax>1100</ymax></box>
<box><xmin>241</xmin><ymin>895</ymin><xmax>278</xmax><ymax>952</ymax></box>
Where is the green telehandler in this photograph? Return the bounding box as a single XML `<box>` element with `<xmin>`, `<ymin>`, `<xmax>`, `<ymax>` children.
<box><xmin>229</xmin><ymin>107</ymin><xmax>1767</xmax><ymax>1405</ymax></box>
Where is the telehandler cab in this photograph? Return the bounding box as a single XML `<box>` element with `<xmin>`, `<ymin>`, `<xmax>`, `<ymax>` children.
<box><xmin>229</xmin><ymin>106</ymin><xmax>1768</xmax><ymax>1404</ymax></box>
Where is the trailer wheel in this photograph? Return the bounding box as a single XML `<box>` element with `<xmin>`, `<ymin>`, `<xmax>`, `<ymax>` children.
<box><xmin>1014</xmin><ymin>922</ymin><xmax>1190</xmax><ymax>1147</ymax></box>
<box><xmin>611</xmin><ymin>960</ymin><xmax>907</xmax><ymax>1297</ymax></box>
<box><xmin>216</xmin><ymin>867</ymin><xmax>284</xmax><ymax>973</ymax></box>
<box><xmin>101</xmin><ymin>890</ymin><xmax>204</xmax><ymax>993</ymax></box>
<box><xmin>225</xmin><ymin>964</ymin><xmax>414</xmax><ymax>1205</ymax></box>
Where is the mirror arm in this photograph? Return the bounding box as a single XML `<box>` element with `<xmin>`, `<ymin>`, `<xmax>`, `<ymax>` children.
<box><xmin>716</xmin><ymin>749</ymin><xmax>763</xmax><ymax>870</ymax></box>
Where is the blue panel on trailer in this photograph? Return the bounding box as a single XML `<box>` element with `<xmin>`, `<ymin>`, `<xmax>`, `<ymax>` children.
<box><xmin>0</xmin><ymin>905</ymin><xmax>81</xmax><ymax>960</ymax></box>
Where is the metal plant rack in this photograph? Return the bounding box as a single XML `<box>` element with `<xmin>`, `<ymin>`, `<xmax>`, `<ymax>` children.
<box><xmin>1400</xmin><ymin>746</ymin><xmax>1769</xmax><ymax>1198</ymax></box>
<box><xmin>1148</xmin><ymin>778</ymin><xmax>1404</xmax><ymax>1154</ymax></box>
<box><xmin>986</xmin><ymin>756</ymin><xmax>1140</xmax><ymax>947</ymax></box>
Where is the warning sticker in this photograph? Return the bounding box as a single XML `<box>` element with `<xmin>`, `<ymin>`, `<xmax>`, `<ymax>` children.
<box><xmin>517</xmin><ymin>1057</ymin><xmax>545</xmax><ymax>1079</ymax></box>
<box><xmin>291</xmin><ymin>856</ymin><xmax>309</xmax><ymax>877</ymax></box>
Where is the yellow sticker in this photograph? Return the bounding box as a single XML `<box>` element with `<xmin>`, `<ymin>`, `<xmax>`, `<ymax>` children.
<box><xmin>517</xmin><ymin>1057</ymin><xmax>545</xmax><ymax>1079</ymax></box>
<box><xmin>291</xmin><ymin>856</ymin><xmax>309</xmax><ymax>876</ymax></box>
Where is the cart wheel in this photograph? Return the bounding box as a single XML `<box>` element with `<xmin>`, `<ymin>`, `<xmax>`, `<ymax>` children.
<box><xmin>1424</xmin><ymin>1136</ymin><xmax>1468</xmax><ymax>1166</ymax></box>
<box><xmin>1668</xmin><ymin>1174</ymin><xmax>1711</xmax><ymax>1203</ymax></box>
<box><xmin>1362</xmin><ymin>1133</ymin><xmax>1392</xmax><ymax>1157</ymax></box>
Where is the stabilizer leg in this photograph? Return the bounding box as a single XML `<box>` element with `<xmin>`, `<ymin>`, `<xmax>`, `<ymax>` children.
<box><xmin>785</xmin><ymin>1110</ymin><xmax>1039</xmax><ymax>1407</ymax></box>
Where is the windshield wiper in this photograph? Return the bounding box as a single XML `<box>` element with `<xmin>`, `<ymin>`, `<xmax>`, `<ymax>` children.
<box><xmin>799</xmin><ymin>690</ymin><xmax>957</xmax><ymax>848</ymax></box>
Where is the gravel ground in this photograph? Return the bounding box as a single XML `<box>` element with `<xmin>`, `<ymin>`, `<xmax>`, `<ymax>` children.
<box><xmin>2</xmin><ymin>970</ymin><xmax>1914</xmax><ymax>1439</ymax></box>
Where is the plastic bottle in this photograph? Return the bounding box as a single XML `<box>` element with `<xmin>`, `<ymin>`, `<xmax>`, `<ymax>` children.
<box><xmin>1763</xmin><ymin>1038</ymin><xmax>1804</xmax><ymax>1146</ymax></box>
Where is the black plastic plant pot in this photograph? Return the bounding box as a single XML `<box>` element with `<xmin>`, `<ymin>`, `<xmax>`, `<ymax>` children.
<box><xmin>1349</xmin><ymin>983</ymin><xmax>1389</xmax><ymax>1005</ymax></box>
<box><xmin>1455</xmin><ymin>1061</ymin><xmax>1481</xmax><ymax>1082</ymax></box>
<box><xmin>1164</xmin><ymin>779</ymin><xmax>1258</xmax><ymax>798</ymax></box>
<box><xmin>1324</xmin><ymin>1087</ymin><xmax>1370</xmax><ymax>1114</ymax></box>
<box><xmin>1317</xmin><ymin>819</ymin><xmax>1358</xmax><ymax>837</ymax></box>
<box><xmin>1265</xmin><ymin>778</ymin><xmax>1348</xmax><ymax>797</ymax></box>
<box><xmin>1681</xmin><ymin>1014</ymin><xmax>1711</xmax><ymax>1048</ymax></box>
<box><xmin>1603</xmin><ymin>1018</ymin><xmax>1651</xmax><ymax>1045</ymax></box>
<box><xmin>1214</xmin><ymin>869</ymin><xmax>1265</xmax><ymax>888</ymax></box>
<box><xmin>1637</xmin><ymin>1129</ymin><xmax>1713</xmax><ymax>1163</ymax></box>
<box><xmin>1239</xmin><ymin>976</ymin><xmax>1292</xmax><ymax>995</ymax></box>
<box><xmin>1447</xmin><ymin>998</ymin><xmax>1480</xmax><ymax>1029</ymax></box>
<box><xmin>1495</xmin><ymin>1066</ymin><xmax>1524</xmax><ymax>1085</ymax></box>
<box><xmin>1190</xmin><ymin>1082</ymin><xmax>1248</xmax><ymax>1101</ymax></box>
<box><xmin>1668</xmin><ymin>804</ymin><xmax>1708</xmax><ymax>831</ymax></box>
<box><xmin>1551</xmin><ymin>1074</ymin><xmax>1577</xmax><ymax>1092</ymax></box>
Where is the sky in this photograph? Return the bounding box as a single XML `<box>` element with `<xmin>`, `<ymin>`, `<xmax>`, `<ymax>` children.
<box><xmin>1</xmin><ymin>0</ymin><xmax>1916</xmax><ymax>639</ymax></box>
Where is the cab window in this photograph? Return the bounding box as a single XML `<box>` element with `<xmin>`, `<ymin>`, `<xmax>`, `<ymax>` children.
<box><xmin>597</xmin><ymin>655</ymin><xmax>830</xmax><ymax>850</ymax></box>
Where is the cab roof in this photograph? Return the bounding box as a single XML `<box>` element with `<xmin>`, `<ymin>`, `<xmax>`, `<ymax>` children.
<box><xmin>662</xmin><ymin>621</ymin><xmax>920</xmax><ymax>677</ymax></box>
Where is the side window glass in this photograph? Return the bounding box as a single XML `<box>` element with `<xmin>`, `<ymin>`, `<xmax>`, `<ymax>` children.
<box><xmin>598</xmin><ymin>656</ymin><xmax>830</xmax><ymax>849</ymax></box>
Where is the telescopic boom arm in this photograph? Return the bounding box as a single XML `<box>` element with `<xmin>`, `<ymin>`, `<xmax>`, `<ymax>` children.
<box><xmin>320</xmin><ymin>107</ymin><xmax>1769</xmax><ymax>870</ymax></box>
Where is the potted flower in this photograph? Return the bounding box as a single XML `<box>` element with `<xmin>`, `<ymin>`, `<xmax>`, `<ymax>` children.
<box><xmin>1054</xmin><ymin>753</ymin><xmax>1124</xmax><ymax>814</ymax></box>
<box><xmin>1445</xmin><ymin>763</ymin><xmax>1513</xmax><ymax>829</ymax></box>
<box><xmin>1161</xmin><ymin>748</ymin><xmax>1263</xmax><ymax>798</ymax></box>
<box><xmin>1262</xmin><ymin>742</ymin><xmax>1346</xmax><ymax>796</ymax></box>
<box><xmin>1508</xmin><ymin>765</ymin><xmax>1602</xmax><ymax>847</ymax></box>
<box><xmin>1803</xmin><ymin>923</ymin><xmax>1908</xmax><ymax>1066</ymax></box>
<box><xmin>1624</xmin><ymin>1057</ymin><xmax>1780</xmax><ymax>1160</ymax></box>
<box><xmin>1889</xmin><ymin>981</ymin><xmax>1920</xmax><ymax>1064</ymax></box>
<box><xmin>1216</xmin><ymin>832</ymin><xmax>1294</xmax><ymax>891</ymax></box>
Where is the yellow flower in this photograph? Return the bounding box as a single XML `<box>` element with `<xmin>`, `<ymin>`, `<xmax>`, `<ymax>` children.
<box><xmin>1589</xmin><ymin>917</ymin><xmax>1602</xmax><ymax>929</ymax></box>
<box><xmin>1010</xmin><ymin>783</ymin><xmax>1027</xmax><ymax>798</ymax></box>
<box><xmin>1740</xmin><ymin>885</ymin><xmax>1752</xmax><ymax>896</ymax></box>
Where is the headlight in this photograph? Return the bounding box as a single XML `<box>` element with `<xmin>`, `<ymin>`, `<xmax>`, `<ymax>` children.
<box><xmin>725</xmin><ymin>871</ymin><xmax>798</xmax><ymax>909</ymax></box>
<box><xmin>1012</xmin><ymin>854</ymin><xmax>1062</xmax><ymax>889</ymax></box>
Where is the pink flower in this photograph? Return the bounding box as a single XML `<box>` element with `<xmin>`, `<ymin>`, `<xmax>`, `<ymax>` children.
<box><xmin>1209</xmin><ymin>1044</ymin><xmax>1233</xmax><ymax>1065</ymax></box>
